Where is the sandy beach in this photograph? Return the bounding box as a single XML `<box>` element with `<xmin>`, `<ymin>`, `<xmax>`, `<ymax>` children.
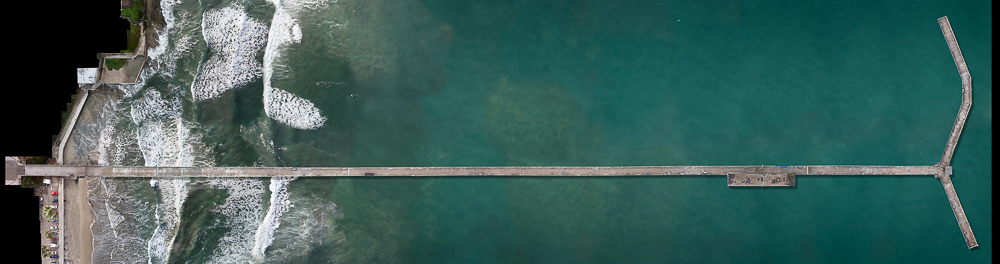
<box><xmin>78</xmin><ymin>178</ymin><xmax>93</xmax><ymax>264</ymax></box>
<box><xmin>60</xmin><ymin>177</ymin><xmax>93</xmax><ymax>264</ymax></box>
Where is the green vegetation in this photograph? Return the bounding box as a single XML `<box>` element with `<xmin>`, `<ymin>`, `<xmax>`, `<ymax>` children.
<box><xmin>105</xmin><ymin>58</ymin><xmax>126</xmax><ymax>71</ymax></box>
<box><xmin>121</xmin><ymin>1</ymin><xmax>145</xmax><ymax>53</ymax></box>
<box><xmin>45</xmin><ymin>229</ymin><xmax>55</xmax><ymax>239</ymax></box>
<box><xmin>43</xmin><ymin>206</ymin><xmax>57</xmax><ymax>219</ymax></box>
<box><xmin>121</xmin><ymin>5</ymin><xmax>141</xmax><ymax>22</ymax></box>
<box><xmin>41</xmin><ymin>245</ymin><xmax>48</xmax><ymax>259</ymax></box>
<box><xmin>20</xmin><ymin>176</ymin><xmax>43</xmax><ymax>188</ymax></box>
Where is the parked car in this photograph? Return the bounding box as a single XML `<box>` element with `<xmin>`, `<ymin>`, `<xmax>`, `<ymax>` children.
<box><xmin>51</xmin><ymin>192</ymin><xmax>58</xmax><ymax>196</ymax></box>
<box><xmin>49</xmin><ymin>244</ymin><xmax>58</xmax><ymax>249</ymax></box>
<box><xmin>52</xmin><ymin>199</ymin><xmax>58</xmax><ymax>203</ymax></box>
<box><xmin>50</xmin><ymin>255</ymin><xmax>58</xmax><ymax>258</ymax></box>
<box><xmin>50</xmin><ymin>238</ymin><xmax>57</xmax><ymax>242</ymax></box>
<box><xmin>50</xmin><ymin>205</ymin><xmax>57</xmax><ymax>209</ymax></box>
<box><xmin>51</xmin><ymin>219</ymin><xmax>58</xmax><ymax>222</ymax></box>
<box><xmin>49</xmin><ymin>226</ymin><xmax>58</xmax><ymax>230</ymax></box>
<box><xmin>39</xmin><ymin>197</ymin><xmax>43</xmax><ymax>201</ymax></box>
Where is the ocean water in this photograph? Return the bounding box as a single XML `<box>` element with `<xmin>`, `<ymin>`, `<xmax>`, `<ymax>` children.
<box><xmin>83</xmin><ymin>0</ymin><xmax>991</xmax><ymax>263</ymax></box>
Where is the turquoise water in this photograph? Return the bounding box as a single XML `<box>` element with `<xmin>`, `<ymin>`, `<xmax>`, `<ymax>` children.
<box><xmin>86</xmin><ymin>0</ymin><xmax>990</xmax><ymax>263</ymax></box>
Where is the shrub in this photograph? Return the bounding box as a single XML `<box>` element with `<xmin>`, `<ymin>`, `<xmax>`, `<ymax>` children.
<box><xmin>43</xmin><ymin>206</ymin><xmax>57</xmax><ymax>219</ymax></box>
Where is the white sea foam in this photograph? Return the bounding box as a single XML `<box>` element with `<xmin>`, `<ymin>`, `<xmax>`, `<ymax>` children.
<box><xmin>130</xmin><ymin>89</ymin><xmax>182</xmax><ymax>125</ymax></box>
<box><xmin>191</xmin><ymin>5</ymin><xmax>268</xmax><ymax>101</ymax></box>
<box><xmin>89</xmin><ymin>177</ymin><xmax>159</xmax><ymax>264</ymax></box>
<box><xmin>204</xmin><ymin>177</ymin><xmax>267</xmax><ymax>264</ymax></box>
<box><xmin>263</xmin><ymin>0</ymin><xmax>327</xmax><ymax>130</ymax></box>
<box><xmin>263</xmin><ymin>86</ymin><xmax>328</xmax><ymax>129</ymax></box>
<box><xmin>131</xmin><ymin>92</ymin><xmax>211</xmax><ymax>264</ymax></box>
<box><xmin>88</xmin><ymin>1</ymin><xmax>210</xmax><ymax>263</ymax></box>
<box><xmin>252</xmin><ymin>176</ymin><xmax>298</xmax><ymax>260</ymax></box>
<box><xmin>283</xmin><ymin>0</ymin><xmax>334</xmax><ymax>12</ymax></box>
<box><xmin>136</xmin><ymin>117</ymin><xmax>213</xmax><ymax>168</ymax></box>
<box><xmin>135</xmin><ymin>117</ymin><xmax>205</xmax><ymax>264</ymax></box>
<box><xmin>147</xmin><ymin>177</ymin><xmax>190</xmax><ymax>264</ymax></box>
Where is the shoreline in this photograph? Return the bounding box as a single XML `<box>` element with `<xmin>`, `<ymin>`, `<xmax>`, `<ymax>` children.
<box><xmin>53</xmin><ymin>0</ymin><xmax>164</xmax><ymax>262</ymax></box>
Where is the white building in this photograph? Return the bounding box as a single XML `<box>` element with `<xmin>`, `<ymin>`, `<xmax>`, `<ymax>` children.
<box><xmin>77</xmin><ymin>68</ymin><xmax>97</xmax><ymax>84</ymax></box>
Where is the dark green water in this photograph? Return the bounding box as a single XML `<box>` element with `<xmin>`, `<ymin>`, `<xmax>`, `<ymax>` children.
<box><xmin>91</xmin><ymin>0</ymin><xmax>992</xmax><ymax>263</ymax></box>
<box><xmin>309</xmin><ymin>1</ymin><xmax>992</xmax><ymax>263</ymax></box>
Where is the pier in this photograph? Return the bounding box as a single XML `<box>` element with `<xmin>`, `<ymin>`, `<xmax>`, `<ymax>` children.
<box><xmin>9</xmin><ymin>17</ymin><xmax>979</xmax><ymax>249</ymax></box>
<box><xmin>12</xmin><ymin>164</ymin><xmax>945</xmax><ymax>178</ymax></box>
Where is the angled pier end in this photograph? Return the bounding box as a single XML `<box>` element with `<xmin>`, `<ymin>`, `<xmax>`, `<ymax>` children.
<box><xmin>935</xmin><ymin>16</ymin><xmax>977</xmax><ymax>249</ymax></box>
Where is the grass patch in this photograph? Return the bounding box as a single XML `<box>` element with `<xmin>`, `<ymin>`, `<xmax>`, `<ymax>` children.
<box><xmin>105</xmin><ymin>58</ymin><xmax>126</xmax><ymax>71</ymax></box>
<box><xmin>45</xmin><ymin>229</ymin><xmax>55</xmax><ymax>239</ymax></box>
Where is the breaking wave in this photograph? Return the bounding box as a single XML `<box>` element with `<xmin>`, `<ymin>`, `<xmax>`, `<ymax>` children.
<box><xmin>263</xmin><ymin>0</ymin><xmax>327</xmax><ymax>130</ymax></box>
<box><xmin>261</xmin><ymin>185</ymin><xmax>339</xmax><ymax>262</ymax></box>
<box><xmin>90</xmin><ymin>1</ymin><xmax>219</xmax><ymax>263</ymax></box>
<box><xmin>191</xmin><ymin>5</ymin><xmax>268</xmax><ymax>101</ymax></box>
<box><xmin>252</xmin><ymin>176</ymin><xmax>299</xmax><ymax>261</ymax></box>
<box><xmin>203</xmin><ymin>177</ymin><xmax>265</xmax><ymax>264</ymax></box>
<box><xmin>146</xmin><ymin>177</ymin><xmax>191</xmax><ymax>264</ymax></box>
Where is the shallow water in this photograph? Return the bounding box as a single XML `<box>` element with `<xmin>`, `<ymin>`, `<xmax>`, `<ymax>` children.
<box><xmin>82</xmin><ymin>0</ymin><xmax>991</xmax><ymax>263</ymax></box>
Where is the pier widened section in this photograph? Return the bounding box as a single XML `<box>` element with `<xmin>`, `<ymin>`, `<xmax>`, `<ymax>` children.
<box><xmin>934</xmin><ymin>16</ymin><xmax>977</xmax><ymax>249</ymax></box>
<box><xmin>10</xmin><ymin>18</ymin><xmax>979</xmax><ymax>249</ymax></box>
